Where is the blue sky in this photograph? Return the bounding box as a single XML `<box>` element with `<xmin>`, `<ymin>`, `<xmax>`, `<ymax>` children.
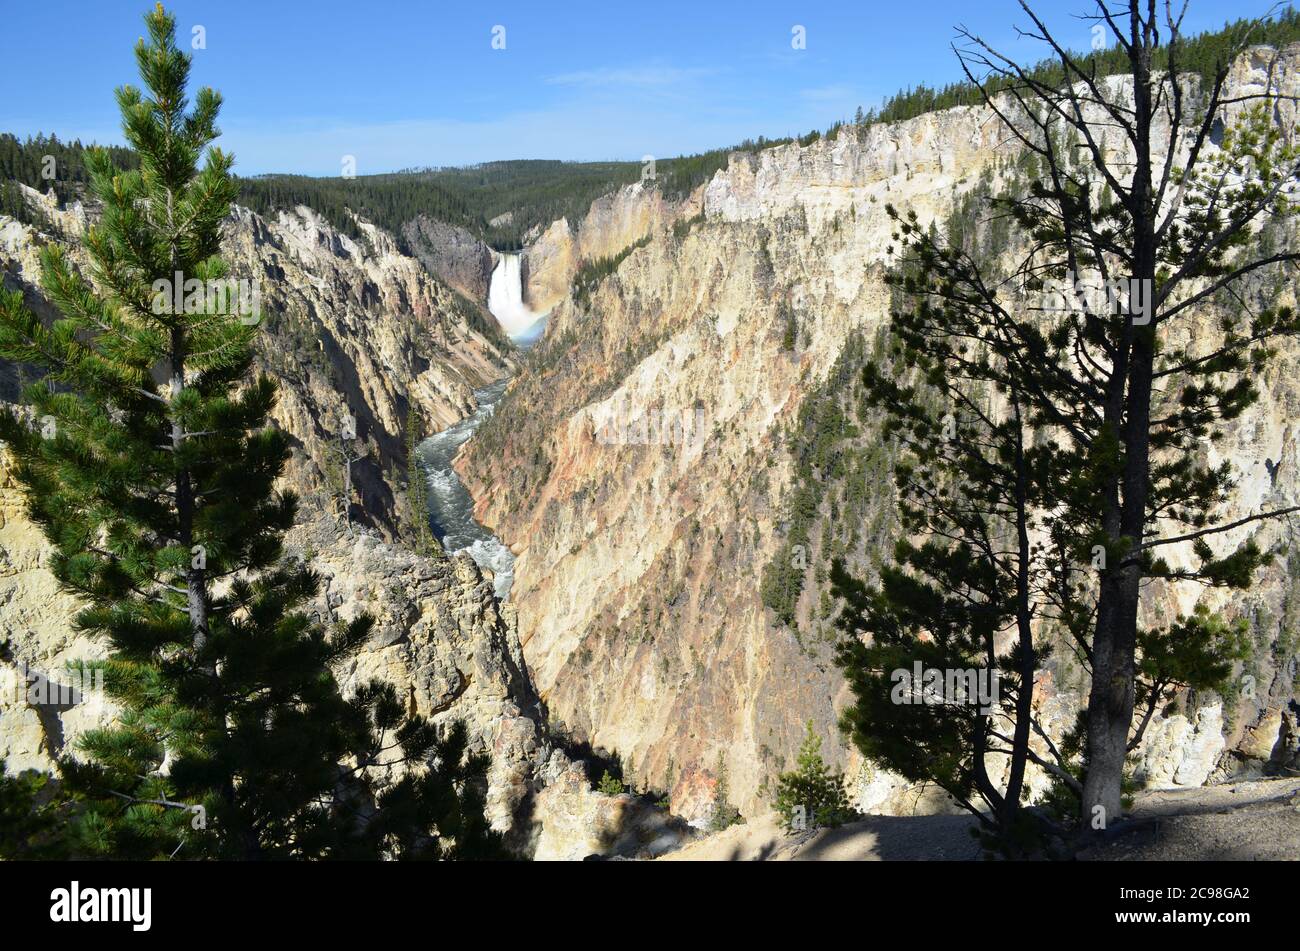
<box><xmin>0</xmin><ymin>0</ymin><xmax>1274</xmax><ymax>175</ymax></box>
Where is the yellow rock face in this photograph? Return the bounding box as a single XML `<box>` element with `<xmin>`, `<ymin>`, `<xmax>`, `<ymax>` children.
<box><xmin>459</xmin><ymin>44</ymin><xmax>1300</xmax><ymax>821</ymax></box>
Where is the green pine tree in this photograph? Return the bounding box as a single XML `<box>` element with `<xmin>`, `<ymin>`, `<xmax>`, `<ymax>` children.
<box><xmin>596</xmin><ymin>770</ymin><xmax>625</xmax><ymax>796</ymax></box>
<box><xmin>0</xmin><ymin>759</ymin><xmax>69</xmax><ymax>860</ymax></box>
<box><xmin>707</xmin><ymin>752</ymin><xmax>742</xmax><ymax>832</ymax></box>
<box><xmin>0</xmin><ymin>4</ymin><xmax>502</xmax><ymax>860</ymax></box>
<box><xmin>772</xmin><ymin>721</ymin><xmax>856</xmax><ymax>834</ymax></box>
<box><xmin>404</xmin><ymin>404</ymin><xmax>439</xmax><ymax>558</ymax></box>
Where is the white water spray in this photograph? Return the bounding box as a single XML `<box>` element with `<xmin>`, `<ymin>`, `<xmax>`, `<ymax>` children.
<box><xmin>487</xmin><ymin>253</ymin><xmax>546</xmax><ymax>339</ymax></box>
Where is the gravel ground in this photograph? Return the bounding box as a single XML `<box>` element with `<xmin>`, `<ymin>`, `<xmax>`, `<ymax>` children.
<box><xmin>659</xmin><ymin>778</ymin><xmax>1300</xmax><ymax>861</ymax></box>
<box><xmin>1078</xmin><ymin>777</ymin><xmax>1300</xmax><ymax>861</ymax></box>
<box><xmin>660</xmin><ymin>809</ymin><xmax>983</xmax><ymax>861</ymax></box>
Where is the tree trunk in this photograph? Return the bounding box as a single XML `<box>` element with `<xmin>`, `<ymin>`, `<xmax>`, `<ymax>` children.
<box><xmin>171</xmin><ymin>329</ymin><xmax>210</xmax><ymax>656</ymax></box>
<box><xmin>1002</xmin><ymin>395</ymin><xmax>1035</xmax><ymax>832</ymax></box>
<box><xmin>1083</xmin><ymin>16</ymin><xmax>1157</xmax><ymax>830</ymax></box>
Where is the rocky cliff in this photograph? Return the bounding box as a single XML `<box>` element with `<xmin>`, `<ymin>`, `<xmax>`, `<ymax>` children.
<box><xmin>401</xmin><ymin>214</ymin><xmax>496</xmax><ymax>305</ymax></box>
<box><xmin>0</xmin><ymin>185</ymin><xmax>689</xmax><ymax>858</ymax></box>
<box><xmin>521</xmin><ymin>180</ymin><xmax>702</xmax><ymax>314</ymax></box>
<box><xmin>1</xmin><ymin>186</ymin><xmax>517</xmax><ymax>538</ymax></box>
<box><xmin>459</xmin><ymin>44</ymin><xmax>1300</xmax><ymax>823</ymax></box>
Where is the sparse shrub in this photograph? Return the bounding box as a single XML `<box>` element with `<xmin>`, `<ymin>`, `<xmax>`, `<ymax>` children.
<box><xmin>597</xmin><ymin>770</ymin><xmax>625</xmax><ymax>796</ymax></box>
<box><xmin>772</xmin><ymin>721</ymin><xmax>857</xmax><ymax>834</ymax></box>
<box><xmin>708</xmin><ymin>753</ymin><xmax>743</xmax><ymax>831</ymax></box>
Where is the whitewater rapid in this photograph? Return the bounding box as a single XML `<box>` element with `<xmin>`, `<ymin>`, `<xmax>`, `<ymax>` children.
<box><xmin>416</xmin><ymin>378</ymin><xmax>515</xmax><ymax>600</ymax></box>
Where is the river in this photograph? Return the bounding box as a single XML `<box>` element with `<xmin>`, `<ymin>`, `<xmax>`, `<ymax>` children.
<box><xmin>416</xmin><ymin>378</ymin><xmax>515</xmax><ymax>600</ymax></box>
<box><xmin>416</xmin><ymin>252</ymin><xmax>549</xmax><ymax>600</ymax></box>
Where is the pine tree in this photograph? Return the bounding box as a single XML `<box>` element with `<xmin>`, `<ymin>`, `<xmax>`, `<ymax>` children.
<box><xmin>0</xmin><ymin>4</ymin><xmax>502</xmax><ymax>860</ymax></box>
<box><xmin>597</xmin><ymin>770</ymin><xmax>625</xmax><ymax>795</ymax></box>
<box><xmin>0</xmin><ymin>760</ymin><xmax>68</xmax><ymax>859</ymax></box>
<box><xmin>772</xmin><ymin>721</ymin><xmax>856</xmax><ymax>834</ymax></box>
<box><xmin>834</xmin><ymin>2</ymin><xmax>1300</xmax><ymax>846</ymax></box>
<box><xmin>707</xmin><ymin>752</ymin><xmax>742</xmax><ymax>831</ymax></box>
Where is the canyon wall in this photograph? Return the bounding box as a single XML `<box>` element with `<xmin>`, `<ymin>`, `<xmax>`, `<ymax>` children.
<box><xmin>521</xmin><ymin>180</ymin><xmax>703</xmax><ymax>314</ymax></box>
<box><xmin>401</xmin><ymin>214</ymin><xmax>496</xmax><ymax>305</ymax></box>
<box><xmin>460</xmin><ymin>44</ymin><xmax>1300</xmax><ymax>822</ymax></box>
<box><xmin>2</xmin><ymin>188</ymin><xmax>517</xmax><ymax>539</ymax></box>
<box><xmin>0</xmin><ymin>181</ymin><xmax>512</xmax><ymax>798</ymax></box>
<box><xmin>0</xmin><ymin>185</ymin><xmax>698</xmax><ymax>857</ymax></box>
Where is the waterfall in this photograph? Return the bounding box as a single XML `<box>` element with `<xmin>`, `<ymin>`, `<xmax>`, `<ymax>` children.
<box><xmin>415</xmin><ymin>252</ymin><xmax>544</xmax><ymax>601</ymax></box>
<box><xmin>487</xmin><ymin>253</ymin><xmax>546</xmax><ymax>339</ymax></box>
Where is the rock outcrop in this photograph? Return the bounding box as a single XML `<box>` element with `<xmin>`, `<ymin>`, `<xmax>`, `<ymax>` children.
<box><xmin>401</xmin><ymin>214</ymin><xmax>496</xmax><ymax>305</ymax></box>
<box><xmin>521</xmin><ymin>180</ymin><xmax>702</xmax><ymax>314</ymax></box>
<box><xmin>0</xmin><ymin>456</ymin><xmax>112</xmax><ymax>774</ymax></box>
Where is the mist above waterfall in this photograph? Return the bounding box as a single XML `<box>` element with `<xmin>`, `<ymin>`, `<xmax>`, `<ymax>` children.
<box><xmin>487</xmin><ymin>253</ymin><xmax>546</xmax><ymax>339</ymax></box>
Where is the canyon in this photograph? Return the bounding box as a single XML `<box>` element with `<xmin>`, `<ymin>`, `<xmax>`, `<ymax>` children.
<box><xmin>0</xmin><ymin>180</ymin><xmax>689</xmax><ymax>859</ymax></box>
<box><xmin>2</xmin><ymin>41</ymin><xmax>1300</xmax><ymax>857</ymax></box>
<box><xmin>457</xmin><ymin>43</ymin><xmax>1300</xmax><ymax>823</ymax></box>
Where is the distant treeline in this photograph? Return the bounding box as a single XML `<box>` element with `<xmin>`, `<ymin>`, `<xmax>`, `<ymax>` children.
<box><xmin>237</xmin><ymin>161</ymin><xmax>637</xmax><ymax>250</ymax></box>
<box><xmin>4</xmin><ymin>9</ymin><xmax>1296</xmax><ymax>246</ymax></box>
<box><xmin>858</xmin><ymin>9</ymin><xmax>1300</xmax><ymax>125</ymax></box>
<box><xmin>0</xmin><ymin>132</ymin><xmax>138</xmax><ymax>199</ymax></box>
<box><xmin>0</xmin><ymin>133</ymin><xmax>138</xmax><ymax>224</ymax></box>
<box><xmin>234</xmin><ymin>150</ymin><xmax>784</xmax><ymax>252</ymax></box>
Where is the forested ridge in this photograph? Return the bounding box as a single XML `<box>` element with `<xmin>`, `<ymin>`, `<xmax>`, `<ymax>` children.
<box><xmin>863</xmin><ymin>9</ymin><xmax>1300</xmax><ymax>124</ymax></box>
<box><xmin>3</xmin><ymin>11</ymin><xmax>1296</xmax><ymax>250</ymax></box>
<box><xmin>233</xmin><ymin>152</ymin><xmax>772</xmax><ymax>251</ymax></box>
<box><xmin>0</xmin><ymin>133</ymin><xmax>138</xmax><ymax>225</ymax></box>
